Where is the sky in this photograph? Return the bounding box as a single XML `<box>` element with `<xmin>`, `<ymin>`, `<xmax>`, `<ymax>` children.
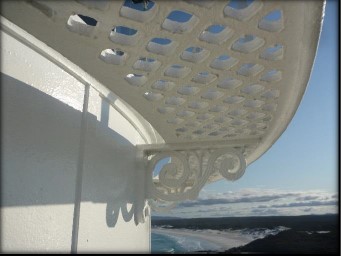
<box><xmin>153</xmin><ymin>0</ymin><xmax>338</xmax><ymax>218</ymax></box>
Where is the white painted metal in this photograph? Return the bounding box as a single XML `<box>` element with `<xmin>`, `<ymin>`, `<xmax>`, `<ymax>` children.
<box><xmin>0</xmin><ymin>0</ymin><xmax>324</xmax><ymax>205</ymax></box>
<box><xmin>147</xmin><ymin>148</ymin><xmax>246</xmax><ymax>203</ymax></box>
<box><xmin>1</xmin><ymin>31</ymin><xmax>150</xmax><ymax>252</ymax></box>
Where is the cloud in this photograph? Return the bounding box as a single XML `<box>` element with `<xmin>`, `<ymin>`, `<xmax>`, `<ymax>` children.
<box><xmin>295</xmin><ymin>195</ymin><xmax>320</xmax><ymax>201</ymax></box>
<box><xmin>251</xmin><ymin>208</ymin><xmax>280</xmax><ymax>215</ymax></box>
<box><xmin>178</xmin><ymin>195</ymin><xmax>282</xmax><ymax>207</ymax></box>
<box><xmin>250</xmin><ymin>205</ymin><xmax>337</xmax><ymax>217</ymax></box>
<box><xmin>159</xmin><ymin>188</ymin><xmax>338</xmax><ymax>218</ymax></box>
<box><xmin>258</xmin><ymin>200</ymin><xmax>338</xmax><ymax>209</ymax></box>
<box><xmin>178</xmin><ymin>190</ymin><xmax>303</xmax><ymax>208</ymax></box>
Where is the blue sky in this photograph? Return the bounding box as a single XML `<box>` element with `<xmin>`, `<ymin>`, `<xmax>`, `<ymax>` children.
<box><xmin>154</xmin><ymin>0</ymin><xmax>338</xmax><ymax>218</ymax></box>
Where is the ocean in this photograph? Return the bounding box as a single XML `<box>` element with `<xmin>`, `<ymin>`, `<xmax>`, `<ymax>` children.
<box><xmin>151</xmin><ymin>226</ymin><xmax>289</xmax><ymax>253</ymax></box>
<box><xmin>151</xmin><ymin>232</ymin><xmax>221</xmax><ymax>253</ymax></box>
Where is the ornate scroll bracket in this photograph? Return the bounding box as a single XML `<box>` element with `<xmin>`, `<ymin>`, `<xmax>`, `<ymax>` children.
<box><xmin>139</xmin><ymin>145</ymin><xmax>247</xmax><ymax>211</ymax></box>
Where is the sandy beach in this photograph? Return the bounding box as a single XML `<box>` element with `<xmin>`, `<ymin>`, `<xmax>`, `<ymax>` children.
<box><xmin>152</xmin><ymin>227</ymin><xmax>254</xmax><ymax>251</ymax></box>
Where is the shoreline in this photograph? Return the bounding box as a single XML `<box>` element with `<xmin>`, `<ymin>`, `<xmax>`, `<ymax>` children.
<box><xmin>152</xmin><ymin>228</ymin><xmax>253</xmax><ymax>251</ymax></box>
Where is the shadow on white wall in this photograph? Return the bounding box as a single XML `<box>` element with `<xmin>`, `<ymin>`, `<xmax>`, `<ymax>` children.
<box><xmin>2</xmin><ymin>73</ymin><xmax>148</xmax><ymax>228</ymax></box>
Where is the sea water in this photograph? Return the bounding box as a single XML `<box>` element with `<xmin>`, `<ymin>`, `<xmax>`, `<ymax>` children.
<box><xmin>151</xmin><ymin>226</ymin><xmax>291</xmax><ymax>253</ymax></box>
<box><xmin>151</xmin><ymin>232</ymin><xmax>221</xmax><ymax>253</ymax></box>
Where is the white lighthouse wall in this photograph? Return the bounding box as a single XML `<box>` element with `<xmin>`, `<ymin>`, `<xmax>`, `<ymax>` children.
<box><xmin>1</xmin><ymin>30</ymin><xmax>150</xmax><ymax>253</ymax></box>
<box><xmin>76</xmin><ymin>87</ymin><xmax>150</xmax><ymax>253</ymax></box>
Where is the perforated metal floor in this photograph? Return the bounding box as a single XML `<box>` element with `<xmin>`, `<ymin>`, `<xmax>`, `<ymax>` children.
<box><xmin>1</xmin><ymin>0</ymin><xmax>324</xmax><ymax>166</ymax></box>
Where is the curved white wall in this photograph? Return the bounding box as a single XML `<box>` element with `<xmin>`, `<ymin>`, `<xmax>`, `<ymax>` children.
<box><xmin>1</xmin><ymin>30</ymin><xmax>150</xmax><ymax>253</ymax></box>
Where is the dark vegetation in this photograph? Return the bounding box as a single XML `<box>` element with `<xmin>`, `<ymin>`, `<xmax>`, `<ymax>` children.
<box><xmin>225</xmin><ymin>229</ymin><xmax>339</xmax><ymax>254</ymax></box>
<box><xmin>152</xmin><ymin>214</ymin><xmax>338</xmax><ymax>232</ymax></box>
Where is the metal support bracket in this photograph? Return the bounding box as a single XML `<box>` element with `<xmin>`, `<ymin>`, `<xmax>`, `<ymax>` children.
<box><xmin>138</xmin><ymin>143</ymin><xmax>247</xmax><ymax>211</ymax></box>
